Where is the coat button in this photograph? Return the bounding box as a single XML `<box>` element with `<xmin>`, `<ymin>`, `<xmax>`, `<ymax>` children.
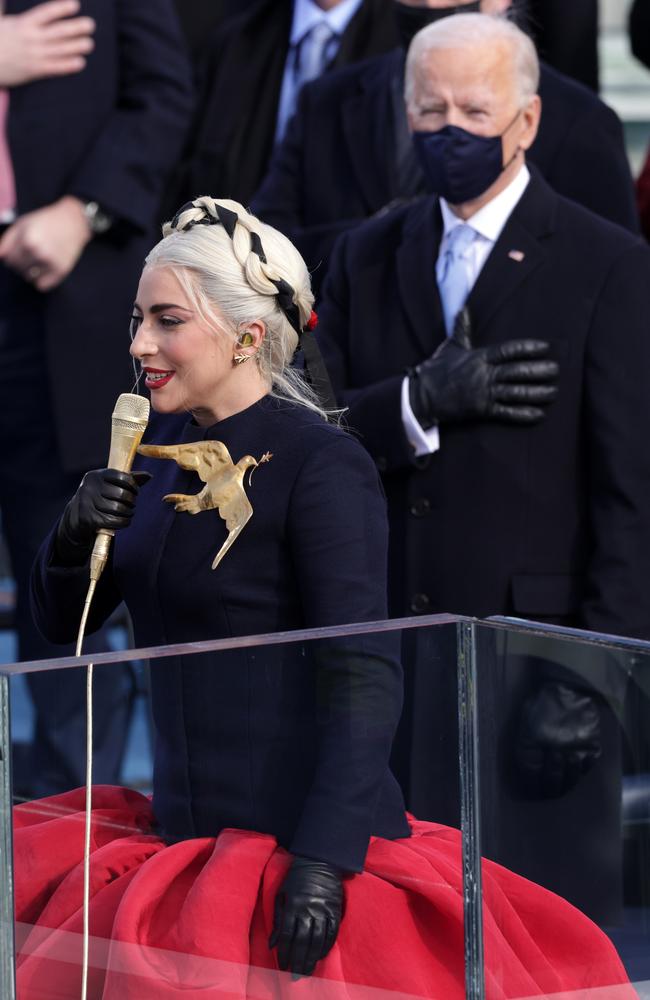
<box><xmin>376</xmin><ymin>456</ymin><xmax>388</xmax><ymax>472</ymax></box>
<box><xmin>410</xmin><ymin>593</ymin><xmax>431</xmax><ymax>614</ymax></box>
<box><xmin>410</xmin><ymin>498</ymin><xmax>431</xmax><ymax>517</ymax></box>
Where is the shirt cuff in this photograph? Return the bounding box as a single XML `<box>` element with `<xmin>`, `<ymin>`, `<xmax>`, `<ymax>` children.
<box><xmin>401</xmin><ymin>377</ymin><xmax>440</xmax><ymax>456</ymax></box>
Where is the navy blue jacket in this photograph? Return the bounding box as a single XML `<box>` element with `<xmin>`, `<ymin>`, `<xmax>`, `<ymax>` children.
<box><xmin>5</xmin><ymin>0</ymin><xmax>193</xmax><ymax>471</ymax></box>
<box><xmin>253</xmin><ymin>51</ymin><xmax>639</xmax><ymax>295</ymax></box>
<box><xmin>32</xmin><ymin>396</ymin><xmax>410</xmax><ymax>871</ymax></box>
<box><xmin>316</xmin><ymin>170</ymin><xmax>650</xmax><ymax>641</ymax></box>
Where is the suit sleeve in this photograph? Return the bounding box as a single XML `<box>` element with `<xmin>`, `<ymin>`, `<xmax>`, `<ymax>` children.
<box><xmin>68</xmin><ymin>0</ymin><xmax>194</xmax><ymax>232</ymax></box>
<box><xmin>252</xmin><ymin>90</ymin><xmax>362</xmax><ymax>297</ymax></box>
<box><xmin>317</xmin><ymin>231</ymin><xmax>420</xmax><ymax>473</ymax></box>
<box><xmin>30</xmin><ymin>526</ymin><xmax>122</xmax><ymax>645</ymax></box>
<box><xmin>286</xmin><ymin>435</ymin><xmax>404</xmax><ymax>871</ymax></box>
<box><xmin>545</xmin><ymin>101</ymin><xmax>640</xmax><ymax>234</ymax></box>
<box><xmin>581</xmin><ymin>239</ymin><xmax>650</xmax><ymax>639</ymax></box>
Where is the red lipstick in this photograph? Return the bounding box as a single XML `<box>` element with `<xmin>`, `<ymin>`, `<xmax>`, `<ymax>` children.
<box><xmin>143</xmin><ymin>367</ymin><xmax>175</xmax><ymax>390</ymax></box>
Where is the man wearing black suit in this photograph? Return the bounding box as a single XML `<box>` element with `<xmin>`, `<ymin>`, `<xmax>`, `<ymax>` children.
<box><xmin>0</xmin><ymin>0</ymin><xmax>192</xmax><ymax>794</ymax></box>
<box><xmin>174</xmin><ymin>0</ymin><xmax>399</xmax><ymax>211</ymax></box>
<box><xmin>316</xmin><ymin>12</ymin><xmax>650</xmax><ymax>920</ymax></box>
<box><xmin>253</xmin><ymin>0</ymin><xmax>638</xmax><ymax>295</ymax></box>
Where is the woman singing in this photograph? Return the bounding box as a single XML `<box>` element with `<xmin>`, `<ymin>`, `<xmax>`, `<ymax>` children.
<box><xmin>18</xmin><ymin>198</ymin><xmax>632</xmax><ymax>999</ymax></box>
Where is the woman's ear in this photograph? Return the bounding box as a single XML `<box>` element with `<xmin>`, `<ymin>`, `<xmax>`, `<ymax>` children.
<box><xmin>235</xmin><ymin>319</ymin><xmax>266</xmax><ymax>358</ymax></box>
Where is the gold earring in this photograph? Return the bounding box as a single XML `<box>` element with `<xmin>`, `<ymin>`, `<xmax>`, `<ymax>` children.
<box><xmin>233</xmin><ymin>353</ymin><xmax>251</xmax><ymax>366</ymax></box>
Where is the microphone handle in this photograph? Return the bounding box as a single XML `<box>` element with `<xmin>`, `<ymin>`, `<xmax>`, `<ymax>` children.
<box><xmin>90</xmin><ymin>528</ymin><xmax>115</xmax><ymax>584</ymax></box>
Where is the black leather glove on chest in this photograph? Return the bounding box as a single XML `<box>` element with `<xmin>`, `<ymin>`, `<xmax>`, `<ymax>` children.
<box><xmin>269</xmin><ymin>855</ymin><xmax>344</xmax><ymax>978</ymax></box>
<box><xmin>409</xmin><ymin>309</ymin><xmax>559</xmax><ymax>428</ymax></box>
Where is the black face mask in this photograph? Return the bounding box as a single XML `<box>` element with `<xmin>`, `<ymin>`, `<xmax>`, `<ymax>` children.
<box><xmin>412</xmin><ymin>111</ymin><xmax>521</xmax><ymax>203</ymax></box>
<box><xmin>393</xmin><ymin>1</ymin><xmax>482</xmax><ymax>50</ymax></box>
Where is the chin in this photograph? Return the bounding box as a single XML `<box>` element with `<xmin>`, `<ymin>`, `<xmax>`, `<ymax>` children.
<box><xmin>149</xmin><ymin>394</ymin><xmax>186</xmax><ymax>416</ymax></box>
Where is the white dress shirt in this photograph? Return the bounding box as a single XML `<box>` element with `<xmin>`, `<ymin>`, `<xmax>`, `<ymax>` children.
<box><xmin>274</xmin><ymin>0</ymin><xmax>364</xmax><ymax>144</ymax></box>
<box><xmin>402</xmin><ymin>164</ymin><xmax>531</xmax><ymax>456</ymax></box>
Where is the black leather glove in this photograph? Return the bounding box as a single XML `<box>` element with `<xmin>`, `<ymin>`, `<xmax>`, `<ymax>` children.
<box><xmin>269</xmin><ymin>856</ymin><xmax>344</xmax><ymax>977</ymax></box>
<box><xmin>54</xmin><ymin>468</ymin><xmax>151</xmax><ymax>566</ymax></box>
<box><xmin>409</xmin><ymin>309</ymin><xmax>559</xmax><ymax>429</ymax></box>
<box><xmin>514</xmin><ymin>681</ymin><xmax>602</xmax><ymax>798</ymax></box>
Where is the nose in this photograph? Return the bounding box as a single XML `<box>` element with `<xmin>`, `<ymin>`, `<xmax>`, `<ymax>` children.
<box><xmin>129</xmin><ymin>321</ymin><xmax>157</xmax><ymax>361</ymax></box>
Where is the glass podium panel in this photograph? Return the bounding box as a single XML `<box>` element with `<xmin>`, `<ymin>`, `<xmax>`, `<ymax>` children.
<box><xmin>1</xmin><ymin>616</ymin><xmax>468</xmax><ymax>1000</ymax></box>
<box><xmin>472</xmin><ymin>619</ymin><xmax>650</xmax><ymax>1000</ymax></box>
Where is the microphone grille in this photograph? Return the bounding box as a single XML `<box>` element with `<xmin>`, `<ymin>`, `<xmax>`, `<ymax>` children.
<box><xmin>112</xmin><ymin>393</ymin><xmax>150</xmax><ymax>431</ymax></box>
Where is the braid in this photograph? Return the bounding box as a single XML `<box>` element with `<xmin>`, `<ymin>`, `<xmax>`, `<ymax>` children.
<box><xmin>165</xmin><ymin>196</ymin><xmax>312</xmax><ymax>331</ymax></box>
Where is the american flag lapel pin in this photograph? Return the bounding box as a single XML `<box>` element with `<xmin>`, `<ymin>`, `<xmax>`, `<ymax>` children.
<box><xmin>508</xmin><ymin>249</ymin><xmax>525</xmax><ymax>262</ymax></box>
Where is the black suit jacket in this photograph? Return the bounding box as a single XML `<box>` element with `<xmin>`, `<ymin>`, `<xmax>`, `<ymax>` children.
<box><xmin>5</xmin><ymin>0</ymin><xmax>193</xmax><ymax>471</ymax></box>
<box><xmin>316</xmin><ymin>169</ymin><xmax>650</xmax><ymax>641</ymax></box>
<box><xmin>253</xmin><ymin>51</ymin><xmax>639</xmax><ymax>294</ymax></box>
<box><xmin>175</xmin><ymin>0</ymin><xmax>399</xmax><ymax>210</ymax></box>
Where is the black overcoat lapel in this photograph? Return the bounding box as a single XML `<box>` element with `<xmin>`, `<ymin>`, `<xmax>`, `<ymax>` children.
<box><xmin>467</xmin><ymin>170</ymin><xmax>557</xmax><ymax>340</ymax></box>
<box><xmin>395</xmin><ymin>198</ymin><xmax>446</xmax><ymax>357</ymax></box>
<box><xmin>335</xmin><ymin>0</ymin><xmax>400</xmax><ymax>63</ymax></box>
<box><xmin>341</xmin><ymin>53</ymin><xmax>399</xmax><ymax>214</ymax></box>
<box><xmin>196</xmin><ymin>0</ymin><xmax>292</xmax><ymax>204</ymax></box>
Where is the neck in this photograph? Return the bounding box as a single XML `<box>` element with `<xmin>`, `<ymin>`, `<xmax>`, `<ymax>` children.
<box><xmin>449</xmin><ymin>153</ymin><xmax>525</xmax><ymax>220</ymax></box>
<box><xmin>192</xmin><ymin>371</ymin><xmax>269</xmax><ymax>427</ymax></box>
<box><xmin>311</xmin><ymin>0</ymin><xmax>344</xmax><ymax>10</ymax></box>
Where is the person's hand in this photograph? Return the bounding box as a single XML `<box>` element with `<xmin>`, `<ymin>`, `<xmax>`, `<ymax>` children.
<box><xmin>0</xmin><ymin>196</ymin><xmax>93</xmax><ymax>291</ymax></box>
<box><xmin>55</xmin><ymin>468</ymin><xmax>151</xmax><ymax>566</ymax></box>
<box><xmin>269</xmin><ymin>856</ymin><xmax>343</xmax><ymax>978</ymax></box>
<box><xmin>0</xmin><ymin>0</ymin><xmax>94</xmax><ymax>87</ymax></box>
<box><xmin>408</xmin><ymin>308</ymin><xmax>559</xmax><ymax>429</ymax></box>
<box><xmin>514</xmin><ymin>681</ymin><xmax>602</xmax><ymax>798</ymax></box>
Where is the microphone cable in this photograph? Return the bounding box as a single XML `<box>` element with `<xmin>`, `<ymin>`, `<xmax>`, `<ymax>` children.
<box><xmin>72</xmin><ymin>391</ymin><xmax>149</xmax><ymax>1000</ymax></box>
<box><xmin>75</xmin><ymin>578</ymin><xmax>98</xmax><ymax>1000</ymax></box>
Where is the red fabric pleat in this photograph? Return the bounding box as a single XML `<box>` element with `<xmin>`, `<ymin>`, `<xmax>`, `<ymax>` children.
<box><xmin>13</xmin><ymin>787</ymin><xmax>634</xmax><ymax>1000</ymax></box>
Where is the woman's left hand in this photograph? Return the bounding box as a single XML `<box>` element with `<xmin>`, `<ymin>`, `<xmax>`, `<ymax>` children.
<box><xmin>269</xmin><ymin>856</ymin><xmax>343</xmax><ymax>977</ymax></box>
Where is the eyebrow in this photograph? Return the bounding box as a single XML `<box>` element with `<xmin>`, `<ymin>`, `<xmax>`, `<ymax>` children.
<box><xmin>132</xmin><ymin>302</ymin><xmax>194</xmax><ymax>314</ymax></box>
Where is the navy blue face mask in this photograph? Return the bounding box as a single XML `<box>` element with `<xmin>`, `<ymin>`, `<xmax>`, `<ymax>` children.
<box><xmin>412</xmin><ymin>112</ymin><xmax>521</xmax><ymax>204</ymax></box>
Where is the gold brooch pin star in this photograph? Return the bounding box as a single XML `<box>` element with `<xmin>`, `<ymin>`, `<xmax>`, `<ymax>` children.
<box><xmin>137</xmin><ymin>440</ymin><xmax>272</xmax><ymax>569</ymax></box>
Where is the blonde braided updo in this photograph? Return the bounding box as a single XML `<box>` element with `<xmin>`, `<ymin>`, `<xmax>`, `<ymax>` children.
<box><xmin>145</xmin><ymin>196</ymin><xmax>327</xmax><ymax>418</ymax></box>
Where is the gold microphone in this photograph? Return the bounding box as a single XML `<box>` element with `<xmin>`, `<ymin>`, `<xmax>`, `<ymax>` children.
<box><xmin>89</xmin><ymin>393</ymin><xmax>150</xmax><ymax>583</ymax></box>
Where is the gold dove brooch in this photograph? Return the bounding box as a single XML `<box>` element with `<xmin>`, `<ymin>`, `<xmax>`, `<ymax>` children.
<box><xmin>137</xmin><ymin>440</ymin><xmax>272</xmax><ymax>570</ymax></box>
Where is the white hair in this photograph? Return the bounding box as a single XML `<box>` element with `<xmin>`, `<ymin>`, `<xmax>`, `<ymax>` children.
<box><xmin>145</xmin><ymin>196</ymin><xmax>329</xmax><ymax>420</ymax></box>
<box><xmin>405</xmin><ymin>12</ymin><xmax>540</xmax><ymax>111</ymax></box>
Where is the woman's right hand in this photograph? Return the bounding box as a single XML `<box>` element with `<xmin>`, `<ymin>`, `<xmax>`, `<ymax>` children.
<box><xmin>55</xmin><ymin>468</ymin><xmax>151</xmax><ymax>565</ymax></box>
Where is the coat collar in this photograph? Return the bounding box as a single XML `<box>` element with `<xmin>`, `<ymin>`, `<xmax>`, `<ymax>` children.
<box><xmin>341</xmin><ymin>49</ymin><xmax>402</xmax><ymax>214</ymax></box>
<box><xmin>395</xmin><ymin>168</ymin><xmax>558</xmax><ymax>355</ymax></box>
<box><xmin>466</xmin><ymin>167</ymin><xmax>557</xmax><ymax>340</ymax></box>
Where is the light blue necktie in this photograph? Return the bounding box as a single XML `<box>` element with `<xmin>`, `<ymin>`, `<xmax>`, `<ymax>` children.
<box><xmin>275</xmin><ymin>21</ymin><xmax>337</xmax><ymax>144</ymax></box>
<box><xmin>295</xmin><ymin>21</ymin><xmax>337</xmax><ymax>89</ymax></box>
<box><xmin>438</xmin><ymin>224</ymin><xmax>477</xmax><ymax>336</ymax></box>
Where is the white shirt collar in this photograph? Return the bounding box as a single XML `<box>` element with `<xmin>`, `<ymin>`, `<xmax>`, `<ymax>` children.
<box><xmin>440</xmin><ymin>164</ymin><xmax>531</xmax><ymax>245</ymax></box>
<box><xmin>290</xmin><ymin>0</ymin><xmax>364</xmax><ymax>46</ymax></box>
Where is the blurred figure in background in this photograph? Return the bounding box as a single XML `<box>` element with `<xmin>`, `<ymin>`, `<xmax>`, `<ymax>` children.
<box><xmin>0</xmin><ymin>0</ymin><xmax>192</xmax><ymax>796</ymax></box>
<box><xmin>170</xmin><ymin>0</ymin><xmax>399</xmax><ymax>212</ymax></box>
<box><xmin>527</xmin><ymin>0</ymin><xmax>599</xmax><ymax>91</ymax></box>
<box><xmin>253</xmin><ymin>0</ymin><xmax>638</xmax><ymax>296</ymax></box>
<box><xmin>172</xmin><ymin>0</ymin><xmax>257</xmax><ymax>62</ymax></box>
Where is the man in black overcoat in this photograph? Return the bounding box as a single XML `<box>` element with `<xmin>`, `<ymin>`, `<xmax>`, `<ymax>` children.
<box><xmin>173</xmin><ymin>0</ymin><xmax>399</xmax><ymax>211</ymax></box>
<box><xmin>0</xmin><ymin>0</ymin><xmax>192</xmax><ymax>794</ymax></box>
<box><xmin>316</xmin><ymin>12</ymin><xmax>650</xmax><ymax>922</ymax></box>
<box><xmin>253</xmin><ymin>0</ymin><xmax>638</xmax><ymax>296</ymax></box>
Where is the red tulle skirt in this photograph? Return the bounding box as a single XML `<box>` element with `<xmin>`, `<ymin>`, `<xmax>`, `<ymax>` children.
<box><xmin>13</xmin><ymin>786</ymin><xmax>633</xmax><ymax>1000</ymax></box>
